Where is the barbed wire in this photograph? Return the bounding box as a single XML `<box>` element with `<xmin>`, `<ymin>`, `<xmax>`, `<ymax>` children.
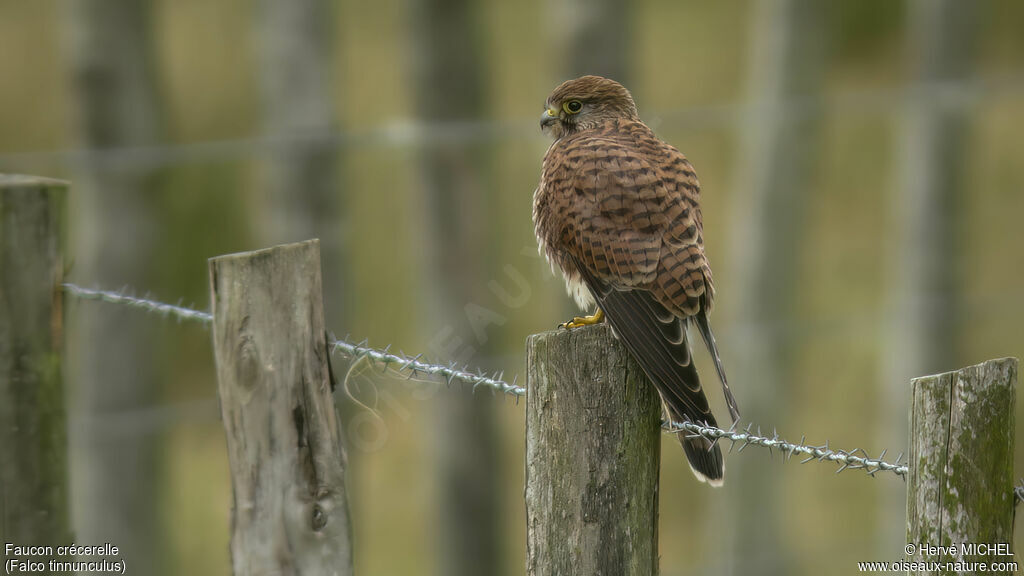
<box><xmin>61</xmin><ymin>283</ymin><xmax>524</xmax><ymax>397</ymax></box>
<box><xmin>331</xmin><ymin>338</ymin><xmax>525</xmax><ymax>397</ymax></box>
<box><xmin>61</xmin><ymin>282</ymin><xmax>914</xmax><ymax>479</ymax></box>
<box><xmin>63</xmin><ymin>284</ymin><xmax>214</xmax><ymax>323</ymax></box>
<box><xmin>61</xmin><ymin>279</ymin><xmax>1024</xmax><ymax>347</ymax></box>
<box><xmin>5</xmin><ymin>72</ymin><xmax>1024</xmax><ymax>172</ymax></box>
<box><xmin>666</xmin><ymin>420</ymin><xmax>908</xmax><ymax>478</ymax></box>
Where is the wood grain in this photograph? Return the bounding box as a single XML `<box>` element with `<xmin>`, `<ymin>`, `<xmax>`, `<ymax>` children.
<box><xmin>526</xmin><ymin>323</ymin><xmax>660</xmax><ymax>576</ymax></box>
<box><xmin>907</xmin><ymin>357</ymin><xmax>1016</xmax><ymax>574</ymax></box>
<box><xmin>0</xmin><ymin>175</ymin><xmax>71</xmax><ymax>550</ymax></box>
<box><xmin>209</xmin><ymin>239</ymin><xmax>353</xmax><ymax>576</ymax></box>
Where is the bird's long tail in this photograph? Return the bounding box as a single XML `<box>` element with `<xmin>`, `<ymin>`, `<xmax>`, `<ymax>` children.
<box><xmin>571</xmin><ymin>256</ymin><xmax>726</xmax><ymax>484</ymax></box>
<box><xmin>693</xmin><ymin>308</ymin><xmax>740</xmax><ymax>423</ymax></box>
<box><xmin>663</xmin><ymin>369</ymin><xmax>725</xmax><ymax>487</ymax></box>
<box><xmin>681</xmin><ymin>433</ymin><xmax>725</xmax><ymax>486</ymax></box>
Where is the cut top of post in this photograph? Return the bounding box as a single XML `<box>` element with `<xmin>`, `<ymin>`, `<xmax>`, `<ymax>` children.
<box><xmin>208</xmin><ymin>237</ymin><xmax>321</xmax><ymax>266</ymax></box>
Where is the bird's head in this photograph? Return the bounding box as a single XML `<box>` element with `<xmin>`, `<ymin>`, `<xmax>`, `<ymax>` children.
<box><xmin>540</xmin><ymin>75</ymin><xmax>639</xmax><ymax>139</ymax></box>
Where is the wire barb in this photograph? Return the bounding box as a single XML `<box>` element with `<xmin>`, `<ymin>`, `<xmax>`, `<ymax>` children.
<box><xmin>664</xmin><ymin>419</ymin><xmax>909</xmax><ymax>478</ymax></box>
<box><xmin>329</xmin><ymin>338</ymin><xmax>525</xmax><ymax>397</ymax></box>
<box><xmin>63</xmin><ymin>283</ymin><xmax>214</xmax><ymax>323</ymax></box>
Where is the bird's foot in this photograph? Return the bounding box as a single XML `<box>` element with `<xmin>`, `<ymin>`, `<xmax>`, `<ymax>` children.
<box><xmin>559</xmin><ymin>308</ymin><xmax>605</xmax><ymax>330</ymax></box>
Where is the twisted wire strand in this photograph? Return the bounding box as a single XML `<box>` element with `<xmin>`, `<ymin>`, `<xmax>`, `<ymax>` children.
<box><xmin>330</xmin><ymin>338</ymin><xmax>525</xmax><ymax>397</ymax></box>
<box><xmin>63</xmin><ymin>283</ymin><xmax>213</xmax><ymax>323</ymax></box>
<box><xmin>61</xmin><ymin>283</ymin><xmax>524</xmax><ymax>396</ymax></box>
<box><xmin>63</xmin><ymin>283</ymin><xmax>913</xmax><ymax>477</ymax></box>
<box><xmin>665</xmin><ymin>419</ymin><xmax>908</xmax><ymax>478</ymax></box>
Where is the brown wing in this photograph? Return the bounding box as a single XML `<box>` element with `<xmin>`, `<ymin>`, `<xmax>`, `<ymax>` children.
<box><xmin>604</xmin><ymin>125</ymin><xmax>738</xmax><ymax>423</ymax></box>
<box><xmin>537</xmin><ymin>125</ymin><xmax>733</xmax><ymax>482</ymax></box>
<box><xmin>638</xmin><ymin>137</ymin><xmax>739</xmax><ymax>422</ymax></box>
<box><xmin>572</xmin><ymin>256</ymin><xmax>724</xmax><ymax>483</ymax></box>
<box><xmin>635</xmin><ymin>127</ymin><xmax>714</xmax><ymax>317</ymax></box>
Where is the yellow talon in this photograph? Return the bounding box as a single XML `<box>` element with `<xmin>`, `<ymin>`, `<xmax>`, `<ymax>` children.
<box><xmin>559</xmin><ymin>308</ymin><xmax>605</xmax><ymax>330</ymax></box>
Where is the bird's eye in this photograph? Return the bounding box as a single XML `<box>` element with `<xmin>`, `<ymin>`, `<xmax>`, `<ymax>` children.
<box><xmin>563</xmin><ymin>100</ymin><xmax>583</xmax><ymax>114</ymax></box>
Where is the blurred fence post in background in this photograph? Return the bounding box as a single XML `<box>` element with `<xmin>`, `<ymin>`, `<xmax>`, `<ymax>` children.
<box><xmin>0</xmin><ymin>176</ymin><xmax>72</xmax><ymax>553</ymax></box>
<box><xmin>409</xmin><ymin>0</ymin><xmax>503</xmax><ymax>573</ymax></box>
<box><xmin>548</xmin><ymin>0</ymin><xmax>631</xmax><ymax>83</ymax></box>
<box><xmin>883</xmin><ymin>0</ymin><xmax>979</xmax><ymax>551</ymax></box>
<box><xmin>906</xmin><ymin>358</ymin><xmax>1016</xmax><ymax>574</ymax></box>
<box><xmin>726</xmin><ymin>1</ymin><xmax>828</xmax><ymax>574</ymax></box>
<box><xmin>256</xmin><ymin>0</ymin><xmax>347</xmax><ymax>329</ymax></box>
<box><xmin>62</xmin><ymin>2</ymin><xmax>166</xmax><ymax>572</ymax></box>
<box><xmin>209</xmin><ymin>240</ymin><xmax>354</xmax><ymax>576</ymax></box>
<box><xmin>525</xmin><ymin>324</ymin><xmax>660</xmax><ymax>576</ymax></box>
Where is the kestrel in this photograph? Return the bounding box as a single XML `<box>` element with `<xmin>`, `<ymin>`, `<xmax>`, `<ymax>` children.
<box><xmin>533</xmin><ymin>75</ymin><xmax>739</xmax><ymax>485</ymax></box>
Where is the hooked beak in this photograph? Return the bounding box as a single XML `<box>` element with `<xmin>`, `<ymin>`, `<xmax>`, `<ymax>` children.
<box><xmin>540</xmin><ymin>108</ymin><xmax>559</xmax><ymax>129</ymax></box>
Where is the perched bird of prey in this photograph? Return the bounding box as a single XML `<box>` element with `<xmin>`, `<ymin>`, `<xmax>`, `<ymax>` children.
<box><xmin>533</xmin><ymin>75</ymin><xmax>739</xmax><ymax>485</ymax></box>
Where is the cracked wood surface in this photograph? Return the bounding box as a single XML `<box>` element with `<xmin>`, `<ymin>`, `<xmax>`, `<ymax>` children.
<box><xmin>526</xmin><ymin>323</ymin><xmax>661</xmax><ymax>576</ymax></box>
<box><xmin>907</xmin><ymin>357</ymin><xmax>1016</xmax><ymax>574</ymax></box>
<box><xmin>210</xmin><ymin>239</ymin><xmax>352</xmax><ymax>576</ymax></box>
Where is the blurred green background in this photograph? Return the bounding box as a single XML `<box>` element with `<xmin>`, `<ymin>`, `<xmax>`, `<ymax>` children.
<box><xmin>2</xmin><ymin>0</ymin><xmax>1023</xmax><ymax>574</ymax></box>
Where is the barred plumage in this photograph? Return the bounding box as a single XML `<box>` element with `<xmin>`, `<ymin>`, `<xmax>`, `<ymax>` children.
<box><xmin>533</xmin><ymin>75</ymin><xmax>739</xmax><ymax>485</ymax></box>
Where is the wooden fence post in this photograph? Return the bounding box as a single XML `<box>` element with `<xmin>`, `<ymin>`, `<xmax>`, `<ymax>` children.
<box><xmin>907</xmin><ymin>357</ymin><xmax>1017</xmax><ymax>573</ymax></box>
<box><xmin>525</xmin><ymin>323</ymin><xmax>661</xmax><ymax>576</ymax></box>
<box><xmin>209</xmin><ymin>239</ymin><xmax>353</xmax><ymax>576</ymax></box>
<box><xmin>0</xmin><ymin>176</ymin><xmax>72</xmax><ymax>550</ymax></box>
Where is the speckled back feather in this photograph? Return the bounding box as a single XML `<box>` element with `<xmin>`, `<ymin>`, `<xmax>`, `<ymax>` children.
<box><xmin>534</xmin><ymin>106</ymin><xmax>714</xmax><ymax>318</ymax></box>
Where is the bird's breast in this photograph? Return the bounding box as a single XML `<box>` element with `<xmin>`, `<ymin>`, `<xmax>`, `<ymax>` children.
<box><xmin>532</xmin><ymin>185</ymin><xmax>595</xmax><ymax>312</ymax></box>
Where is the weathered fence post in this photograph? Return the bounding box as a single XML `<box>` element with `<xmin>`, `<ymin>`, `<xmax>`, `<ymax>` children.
<box><xmin>0</xmin><ymin>176</ymin><xmax>72</xmax><ymax>550</ymax></box>
<box><xmin>209</xmin><ymin>239</ymin><xmax>353</xmax><ymax>576</ymax></box>
<box><xmin>907</xmin><ymin>357</ymin><xmax>1017</xmax><ymax>573</ymax></box>
<box><xmin>525</xmin><ymin>323</ymin><xmax>661</xmax><ymax>576</ymax></box>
